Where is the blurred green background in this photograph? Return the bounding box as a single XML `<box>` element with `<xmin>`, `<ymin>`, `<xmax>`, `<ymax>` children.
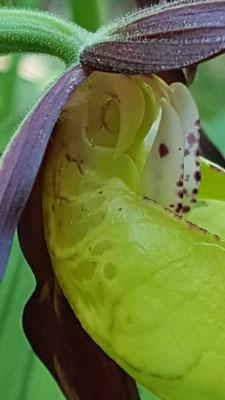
<box><xmin>0</xmin><ymin>1</ymin><xmax>224</xmax><ymax>399</ymax></box>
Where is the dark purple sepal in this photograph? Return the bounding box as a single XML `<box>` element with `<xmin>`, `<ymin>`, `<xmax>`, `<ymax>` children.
<box><xmin>0</xmin><ymin>66</ymin><xmax>87</xmax><ymax>280</ymax></box>
<box><xmin>18</xmin><ymin>167</ymin><xmax>140</xmax><ymax>400</ymax></box>
<box><xmin>81</xmin><ymin>0</ymin><xmax>225</xmax><ymax>74</ymax></box>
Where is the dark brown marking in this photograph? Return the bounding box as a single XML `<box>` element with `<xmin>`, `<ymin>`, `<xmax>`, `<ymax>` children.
<box><xmin>175</xmin><ymin>203</ymin><xmax>182</xmax><ymax>213</ymax></box>
<box><xmin>158</xmin><ymin>143</ymin><xmax>169</xmax><ymax>158</ymax></box>
<box><xmin>176</xmin><ymin>180</ymin><xmax>183</xmax><ymax>187</ymax></box>
<box><xmin>195</xmin><ymin>149</ymin><xmax>200</xmax><ymax>157</ymax></box>
<box><xmin>194</xmin><ymin>171</ymin><xmax>201</xmax><ymax>182</ymax></box>
<box><xmin>182</xmin><ymin>206</ymin><xmax>190</xmax><ymax>213</ymax></box>
<box><xmin>178</xmin><ymin>191</ymin><xmax>184</xmax><ymax>199</ymax></box>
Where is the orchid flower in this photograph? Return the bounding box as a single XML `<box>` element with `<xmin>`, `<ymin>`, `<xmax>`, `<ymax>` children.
<box><xmin>0</xmin><ymin>1</ymin><xmax>225</xmax><ymax>400</ymax></box>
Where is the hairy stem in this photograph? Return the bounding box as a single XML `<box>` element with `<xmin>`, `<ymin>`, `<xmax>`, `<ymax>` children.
<box><xmin>0</xmin><ymin>8</ymin><xmax>94</xmax><ymax>65</ymax></box>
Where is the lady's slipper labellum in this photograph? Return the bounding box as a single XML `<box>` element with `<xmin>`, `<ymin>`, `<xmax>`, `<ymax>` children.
<box><xmin>81</xmin><ymin>0</ymin><xmax>225</xmax><ymax>74</ymax></box>
<box><xmin>42</xmin><ymin>71</ymin><xmax>225</xmax><ymax>400</ymax></box>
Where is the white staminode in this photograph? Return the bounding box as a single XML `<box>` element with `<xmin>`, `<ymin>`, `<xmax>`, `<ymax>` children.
<box><xmin>142</xmin><ymin>77</ymin><xmax>200</xmax><ymax>215</ymax></box>
<box><xmin>169</xmin><ymin>83</ymin><xmax>201</xmax><ymax>212</ymax></box>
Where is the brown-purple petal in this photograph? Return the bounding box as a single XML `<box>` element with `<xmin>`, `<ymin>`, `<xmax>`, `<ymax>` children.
<box><xmin>0</xmin><ymin>66</ymin><xmax>87</xmax><ymax>280</ymax></box>
<box><xmin>81</xmin><ymin>0</ymin><xmax>225</xmax><ymax>74</ymax></box>
<box><xmin>18</xmin><ymin>166</ymin><xmax>140</xmax><ymax>400</ymax></box>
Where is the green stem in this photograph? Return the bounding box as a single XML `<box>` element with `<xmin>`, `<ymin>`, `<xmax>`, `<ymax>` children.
<box><xmin>0</xmin><ymin>7</ymin><xmax>94</xmax><ymax>66</ymax></box>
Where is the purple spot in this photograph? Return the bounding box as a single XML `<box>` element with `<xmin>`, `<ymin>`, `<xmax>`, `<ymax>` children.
<box><xmin>195</xmin><ymin>119</ymin><xmax>200</xmax><ymax>127</ymax></box>
<box><xmin>158</xmin><ymin>143</ymin><xmax>169</xmax><ymax>158</ymax></box>
<box><xmin>187</xmin><ymin>133</ymin><xmax>197</xmax><ymax>147</ymax></box>
<box><xmin>192</xmin><ymin>188</ymin><xmax>198</xmax><ymax>195</ymax></box>
<box><xmin>175</xmin><ymin>203</ymin><xmax>183</xmax><ymax>213</ymax></box>
<box><xmin>195</xmin><ymin>161</ymin><xmax>200</xmax><ymax>167</ymax></box>
<box><xmin>195</xmin><ymin>149</ymin><xmax>200</xmax><ymax>157</ymax></box>
<box><xmin>169</xmin><ymin>204</ymin><xmax>175</xmax><ymax>208</ymax></box>
<box><xmin>182</xmin><ymin>206</ymin><xmax>190</xmax><ymax>213</ymax></box>
<box><xmin>194</xmin><ymin>171</ymin><xmax>201</xmax><ymax>182</ymax></box>
<box><xmin>178</xmin><ymin>147</ymin><xmax>181</xmax><ymax>151</ymax></box>
<box><xmin>191</xmin><ymin>199</ymin><xmax>197</xmax><ymax>203</ymax></box>
<box><xmin>184</xmin><ymin>149</ymin><xmax>190</xmax><ymax>157</ymax></box>
<box><xmin>176</xmin><ymin>180</ymin><xmax>183</xmax><ymax>187</ymax></box>
<box><xmin>178</xmin><ymin>191</ymin><xmax>184</xmax><ymax>199</ymax></box>
<box><xmin>183</xmin><ymin>189</ymin><xmax>188</xmax><ymax>195</ymax></box>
